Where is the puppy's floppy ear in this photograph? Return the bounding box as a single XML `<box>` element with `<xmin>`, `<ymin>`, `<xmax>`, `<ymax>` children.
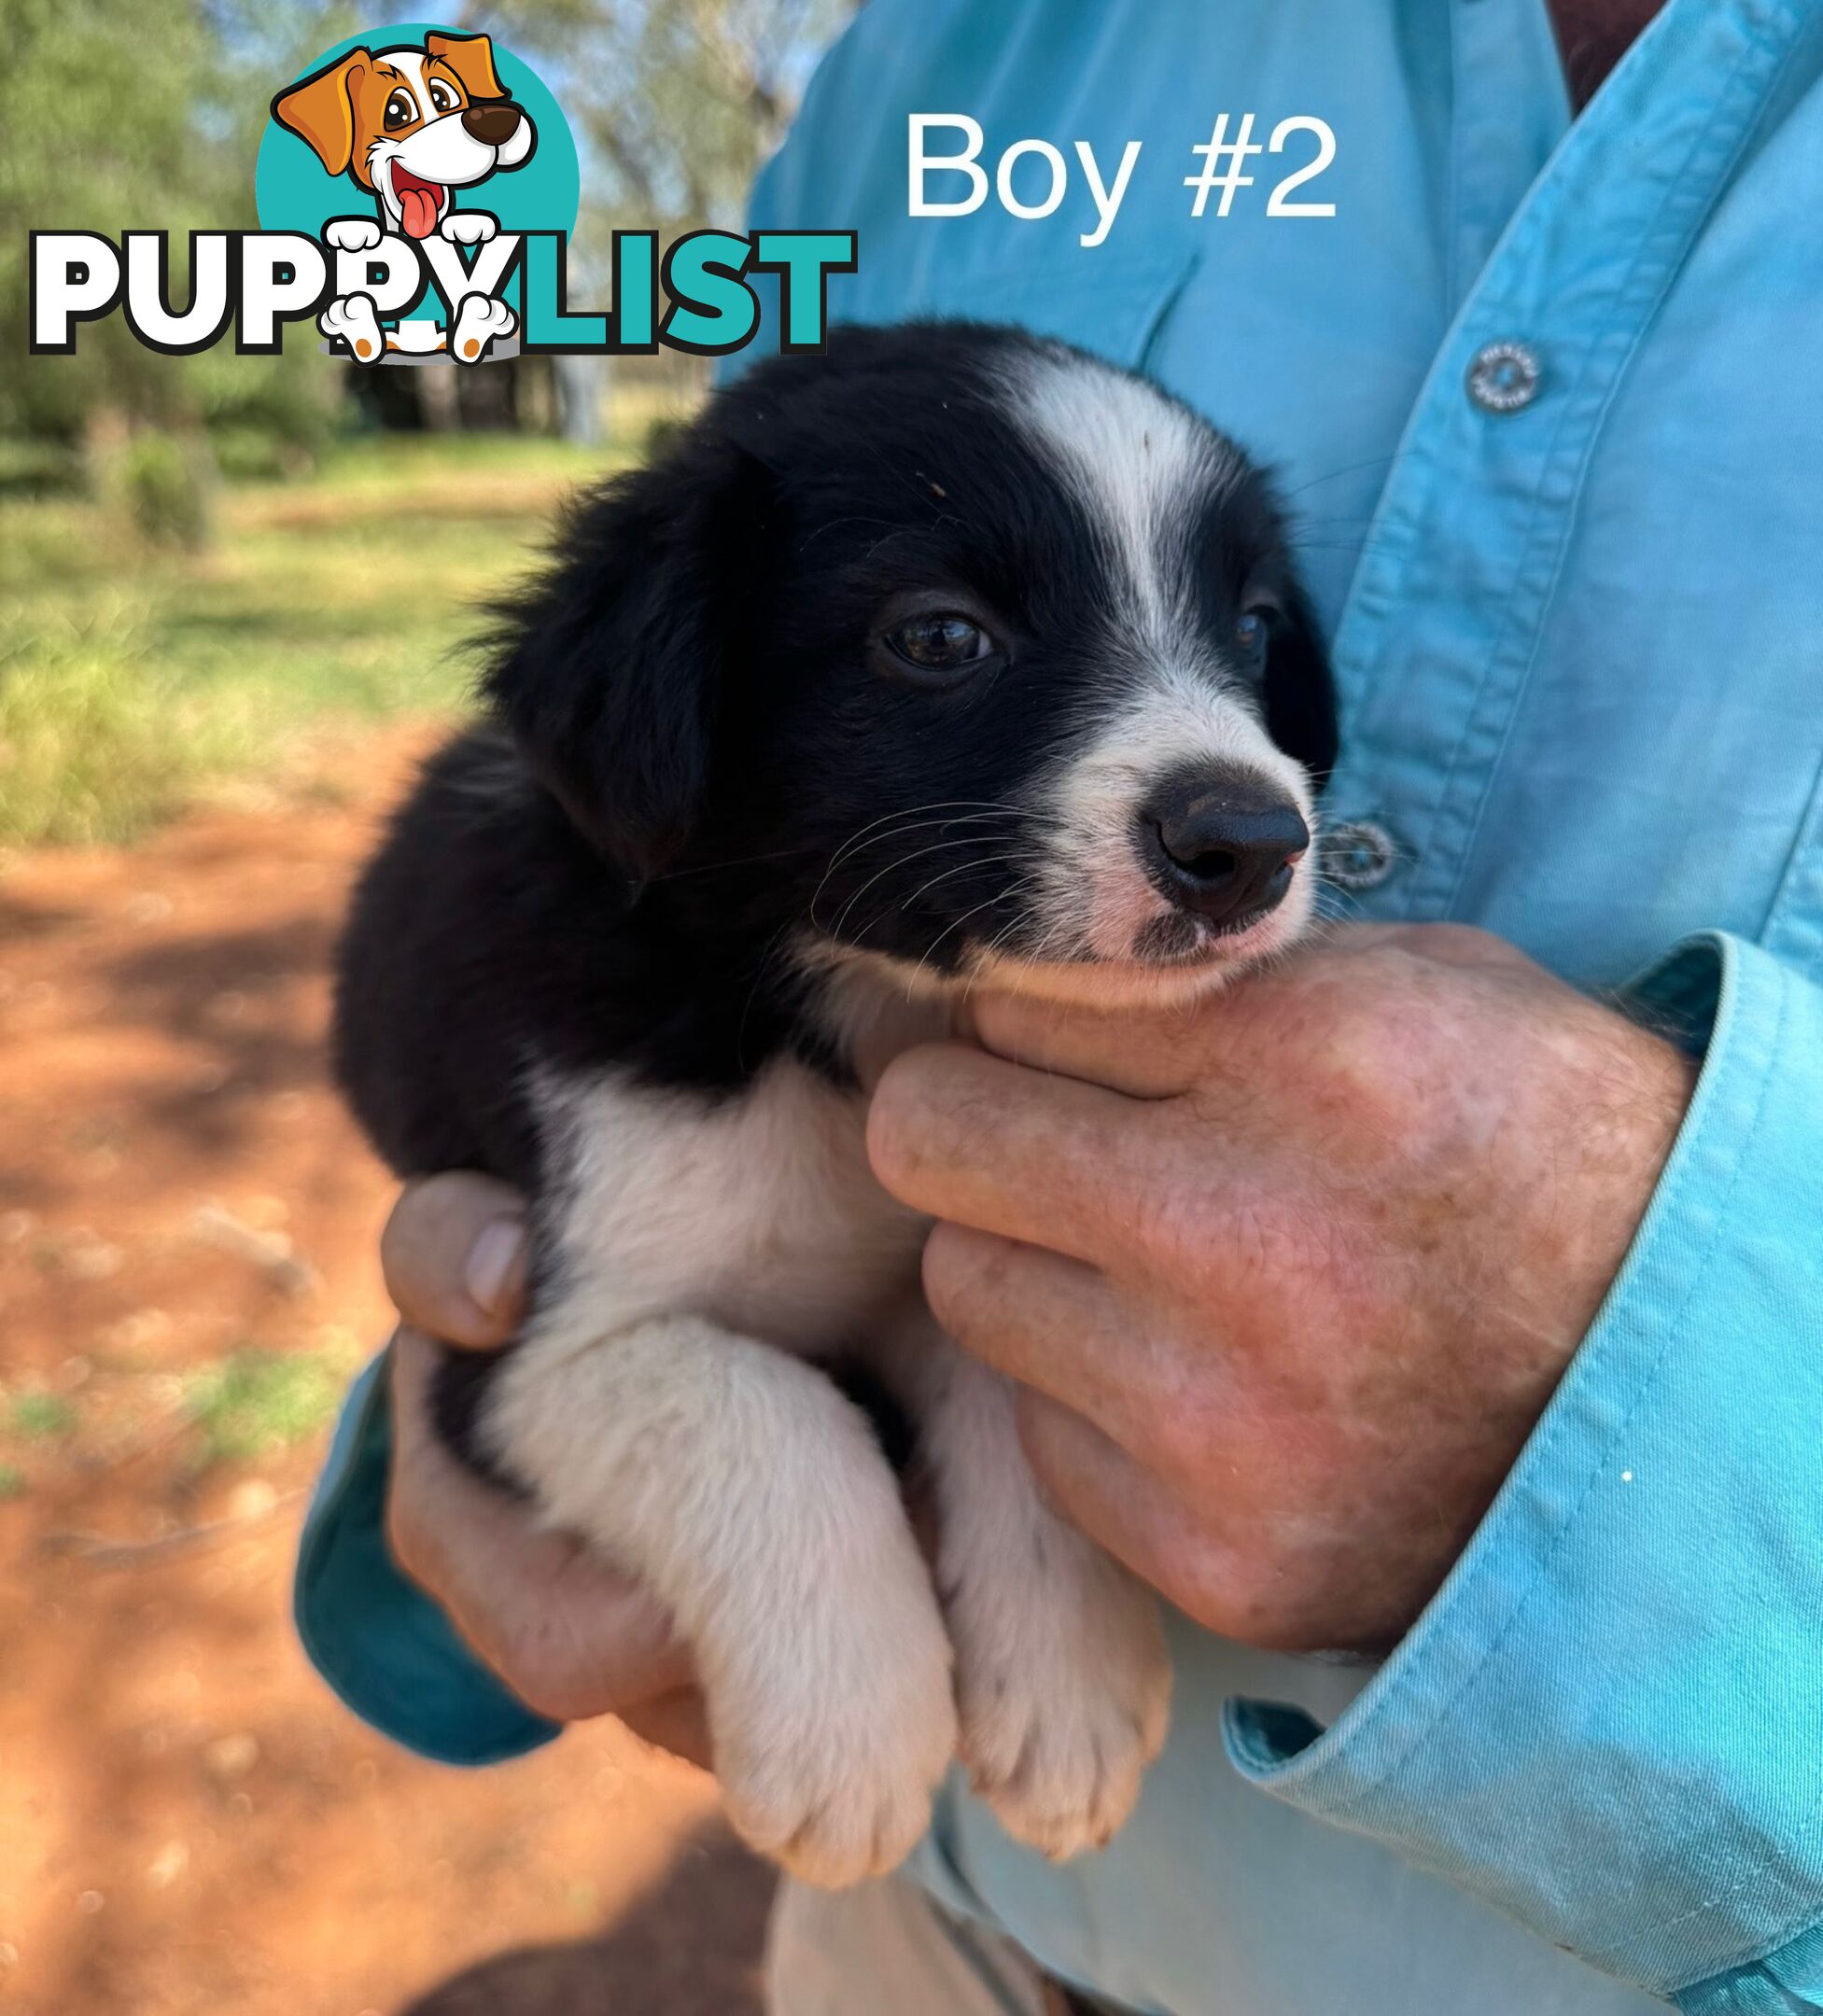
<box><xmin>484</xmin><ymin>438</ymin><xmax>768</xmax><ymax>887</ymax></box>
<box><xmin>271</xmin><ymin>49</ymin><xmax>371</xmax><ymax>178</ymax></box>
<box><xmin>426</xmin><ymin>30</ymin><xmax>507</xmax><ymax>101</ymax></box>
<box><xmin>1264</xmin><ymin>580</ymin><xmax>1339</xmax><ymax>785</ymax></box>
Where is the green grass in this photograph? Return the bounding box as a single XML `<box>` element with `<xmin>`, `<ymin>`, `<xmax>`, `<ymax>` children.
<box><xmin>0</xmin><ymin>430</ymin><xmax>642</xmax><ymax>847</ymax></box>
<box><xmin>8</xmin><ymin>1392</ymin><xmax>78</xmax><ymax>1440</ymax></box>
<box><xmin>182</xmin><ymin>1344</ymin><xmax>355</xmax><ymax>1465</ymax></box>
<box><xmin>0</xmin><ymin>1463</ymin><xmax>23</xmax><ymax>1500</ymax></box>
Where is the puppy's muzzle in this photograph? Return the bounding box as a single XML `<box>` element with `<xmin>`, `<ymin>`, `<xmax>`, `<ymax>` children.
<box><xmin>1139</xmin><ymin>771</ymin><xmax>1310</xmax><ymax>930</ymax></box>
<box><xmin>461</xmin><ymin>99</ymin><xmax>526</xmax><ymax>147</ymax></box>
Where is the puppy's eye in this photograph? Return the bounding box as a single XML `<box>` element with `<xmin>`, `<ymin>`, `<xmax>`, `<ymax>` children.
<box><xmin>1234</xmin><ymin>608</ymin><xmax>1274</xmax><ymax>658</ymax></box>
<box><xmin>384</xmin><ymin>90</ymin><xmax>416</xmax><ymax>131</ymax></box>
<box><xmin>428</xmin><ymin>79</ymin><xmax>456</xmax><ymax>113</ymax></box>
<box><xmin>884</xmin><ymin>614</ymin><xmax>994</xmax><ymax>679</ymax></box>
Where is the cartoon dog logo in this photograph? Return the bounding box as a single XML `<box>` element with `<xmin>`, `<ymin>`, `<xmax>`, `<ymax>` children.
<box><xmin>272</xmin><ymin>31</ymin><xmax>535</xmax><ymax>363</ymax></box>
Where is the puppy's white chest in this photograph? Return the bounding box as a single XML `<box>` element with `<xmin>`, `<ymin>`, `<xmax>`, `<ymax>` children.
<box><xmin>535</xmin><ymin>1058</ymin><xmax>926</xmax><ymax>1353</ymax></box>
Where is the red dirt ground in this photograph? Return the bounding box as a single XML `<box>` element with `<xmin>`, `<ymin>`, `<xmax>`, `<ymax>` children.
<box><xmin>0</xmin><ymin>727</ymin><xmax>774</xmax><ymax>2016</ymax></box>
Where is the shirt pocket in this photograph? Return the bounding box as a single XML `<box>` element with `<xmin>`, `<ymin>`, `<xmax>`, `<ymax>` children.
<box><xmin>849</xmin><ymin>248</ymin><xmax>1199</xmax><ymax>374</ymax></box>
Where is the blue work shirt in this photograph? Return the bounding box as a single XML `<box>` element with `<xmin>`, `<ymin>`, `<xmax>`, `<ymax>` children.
<box><xmin>295</xmin><ymin>1</ymin><xmax>1823</xmax><ymax>2008</ymax></box>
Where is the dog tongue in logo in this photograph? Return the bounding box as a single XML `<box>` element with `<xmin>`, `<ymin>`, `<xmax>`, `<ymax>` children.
<box><xmin>393</xmin><ymin>164</ymin><xmax>443</xmax><ymax>240</ymax></box>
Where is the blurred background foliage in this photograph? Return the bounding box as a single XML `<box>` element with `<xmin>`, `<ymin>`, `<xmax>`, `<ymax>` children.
<box><xmin>0</xmin><ymin>0</ymin><xmax>845</xmax><ymax>847</ymax></box>
<box><xmin>0</xmin><ymin>21</ymin><xmax>849</xmax><ymax>2005</ymax></box>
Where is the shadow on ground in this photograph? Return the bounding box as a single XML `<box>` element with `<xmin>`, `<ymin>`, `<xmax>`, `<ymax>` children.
<box><xmin>402</xmin><ymin>1827</ymin><xmax>774</xmax><ymax>2015</ymax></box>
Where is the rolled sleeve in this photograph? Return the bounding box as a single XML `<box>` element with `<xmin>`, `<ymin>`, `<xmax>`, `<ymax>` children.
<box><xmin>1224</xmin><ymin>932</ymin><xmax>1823</xmax><ymax>2006</ymax></box>
<box><xmin>293</xmin><ymin>1350</ymin><xmax>560</xmax><ymax>1767</ymax></box>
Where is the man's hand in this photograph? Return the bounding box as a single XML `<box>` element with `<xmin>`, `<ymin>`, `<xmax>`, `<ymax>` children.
<box><xmin>868</xmin><ymin>924</ymin><xmax>1697</xmax><ymax>1655</ymax></box>
<box><xmin>380</xmin><ymin>1173</ymin><xmax>708</xmax><ymax>1764</ymax></box>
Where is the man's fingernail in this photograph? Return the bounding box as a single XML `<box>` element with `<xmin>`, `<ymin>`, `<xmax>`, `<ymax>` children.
<box><xmin>466</xmin><ymin>1216</ymin><xmax>527</xmax><ymax>1315</ymax></box>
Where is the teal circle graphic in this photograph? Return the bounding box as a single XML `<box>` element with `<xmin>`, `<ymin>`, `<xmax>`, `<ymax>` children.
<box><xmin>255</xmin><ymin>23</ymin><xmax>579</xmax><ymax>239</ymax></box>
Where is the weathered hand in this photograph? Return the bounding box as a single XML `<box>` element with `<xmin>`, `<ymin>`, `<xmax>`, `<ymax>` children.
<box><xmin>379</xmin><ymin>1173</ymin><xmax>708</xmax><ymax>1763</ymax></box>
<box><xmin>868</xmin><ymin>924</ymin><xmax>1696</xmax><ymax>1654</ymax></box>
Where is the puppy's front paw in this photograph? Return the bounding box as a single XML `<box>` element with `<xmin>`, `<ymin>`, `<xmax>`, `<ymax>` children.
<box><xmin>319</xmin><ymin>293</ymin><xmax>384</xmax><ymax>364</ymax></box>
<box><xmin>954</xmin><ymin>1535</ymin><xmax>1171</xmax><ymax>1861</ymax></box>
<box><xmin>325</xmin><ymin>217</ymin><xmax>383</xmax><ymax>253</ymax></box>
<box><xmin>714</xmin><ymin>1552</ymin><xmax>957</xmax><ymax>1887</ymax></box>
<box><xmin>451</xmin><ymin>293</ymin><xmax>515</xmax><ymax>362</ymax></box>
<box><xmin>440</xmin><ymin>209</ymin><xmax>498</xmax><ymax>245</ymax></box>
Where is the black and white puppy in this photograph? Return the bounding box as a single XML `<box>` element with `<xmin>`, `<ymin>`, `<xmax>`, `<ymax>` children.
<box><xmin>335</xmin><ymin>321</ymin><xmax>1336</xmax><ymax>1886</ymax></box>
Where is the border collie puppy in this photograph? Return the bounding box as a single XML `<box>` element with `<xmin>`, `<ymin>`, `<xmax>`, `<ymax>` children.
<box><xmin>335</xmin><ymin>322</ymin><xmax>1336</xmax><ymax>1886</ymax></box>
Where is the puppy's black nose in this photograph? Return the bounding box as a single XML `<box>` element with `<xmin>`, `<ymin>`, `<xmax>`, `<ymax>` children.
<box><xmin>462</xmin><ymin>100</ymin><xmax>523</xmax><ymax>146</ymax></box>
<box><xmin>1141</xmin><ymin>776</ymin><xmax>1310</xmax><ymax>929</ymax></box>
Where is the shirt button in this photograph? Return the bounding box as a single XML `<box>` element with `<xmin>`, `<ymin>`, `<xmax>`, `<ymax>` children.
<box><xmin>1321</xmin><ymin>819</ymin><xmax>1398</xmax><ymax>890</ymax></box>
<box><xmin>1466</xmin><ymin>340</ymin><xmax>1542</xmax><ymax>413</ymax></box>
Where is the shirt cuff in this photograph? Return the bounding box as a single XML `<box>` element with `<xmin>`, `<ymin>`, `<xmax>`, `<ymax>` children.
<box><xmin>1223</xmin><ymin>932</ymin><xmax>1823</xmax><ymax>2001</ymax></box>
<box><xmin>293</xmin><ymin>1349</ymin><xmax>561</xmax><ymax>1766</ymax></box>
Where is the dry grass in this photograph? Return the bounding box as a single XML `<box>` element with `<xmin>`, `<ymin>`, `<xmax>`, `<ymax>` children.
<box><xmin>0</xmin><ymin>432</ymin><xmax>635</xmax><ymax>848</ymax></box>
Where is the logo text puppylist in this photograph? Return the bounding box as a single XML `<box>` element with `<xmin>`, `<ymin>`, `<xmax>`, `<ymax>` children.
<box><xmin>29</xmin><ymin>26</ymin><xmax>856</xmax><ymax>366</ymax></box>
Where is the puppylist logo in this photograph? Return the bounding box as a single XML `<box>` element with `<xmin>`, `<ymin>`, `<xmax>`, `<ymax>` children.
<box><xmin>30</xmin><ymin>23</ymin><xmax>857</xmax><ymax>366</ymax></box>
<box><xmin>269</xmin><ymin>26</ymin><xmax>545</xmax><ymax>363</ymax></box>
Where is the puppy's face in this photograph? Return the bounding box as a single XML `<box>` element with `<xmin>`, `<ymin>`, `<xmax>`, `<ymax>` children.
<box><xmin>272</xmin><ymin>33</ymin><xmax>535</xmax><ymax>240</ymax></box>
<box><xmin>492</xmin><ymin>325</ymin><xmax>1337</xmax><ymax>1011</ymax></box>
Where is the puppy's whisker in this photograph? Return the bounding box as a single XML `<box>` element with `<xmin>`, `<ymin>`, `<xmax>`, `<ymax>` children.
<box><xmin>828</xmin><ymin>834</ymin><xmax>1015</xmax><ymax>940</ymax></box>
<box><xmin>1279</xmin><ymin>450</ymin><xmax>1403</xmax><ymax>499</ymax></box>
<box><xmin>1012</xmin><ymin>906</ymin><xmax>1080</xmax><ymax>982</ymax></box>
<box><xmin>905</xmin><ymin>886</ymin><xmax>1028</xmax><ymax>1000</ymax></box>
<box><xmin>814</xmin><ymin>814</ymin><xmax>1028</xmax><ymax>913</ymax></box>
<box><xmin>829</xmin><ymin>814</ymin><xmax>1020</xmax><ymax>868</ymax></box>
<box><xmin>897</xmin><ymin>852</ymin><xmax>1031</xmax><ymax>912</ymax></box>
<box><xmin>839</xmin><ymin>802</ymin><xmax>1060</xmax><ymax>842</ymax></box>
<box><xmin>1312</xmin><ymin>886</ymin><xmax>1366</xmax><ymax>920</ymax></box>
<box><xmin>828</xmin><ymin>801</ymin><xmax>1030</xmax><ymax>866</ymax></box>
<box><xmin>960</xmin><ymin>898</ymin><xmax>1045</xmax><ymax>1003</ymax></box>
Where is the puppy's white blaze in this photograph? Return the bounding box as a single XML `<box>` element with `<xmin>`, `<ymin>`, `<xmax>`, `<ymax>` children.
<box><xmin>1003</xmin><ymin>344</ymin><xmax>1241</xmax><ymax>646</ymax></box>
